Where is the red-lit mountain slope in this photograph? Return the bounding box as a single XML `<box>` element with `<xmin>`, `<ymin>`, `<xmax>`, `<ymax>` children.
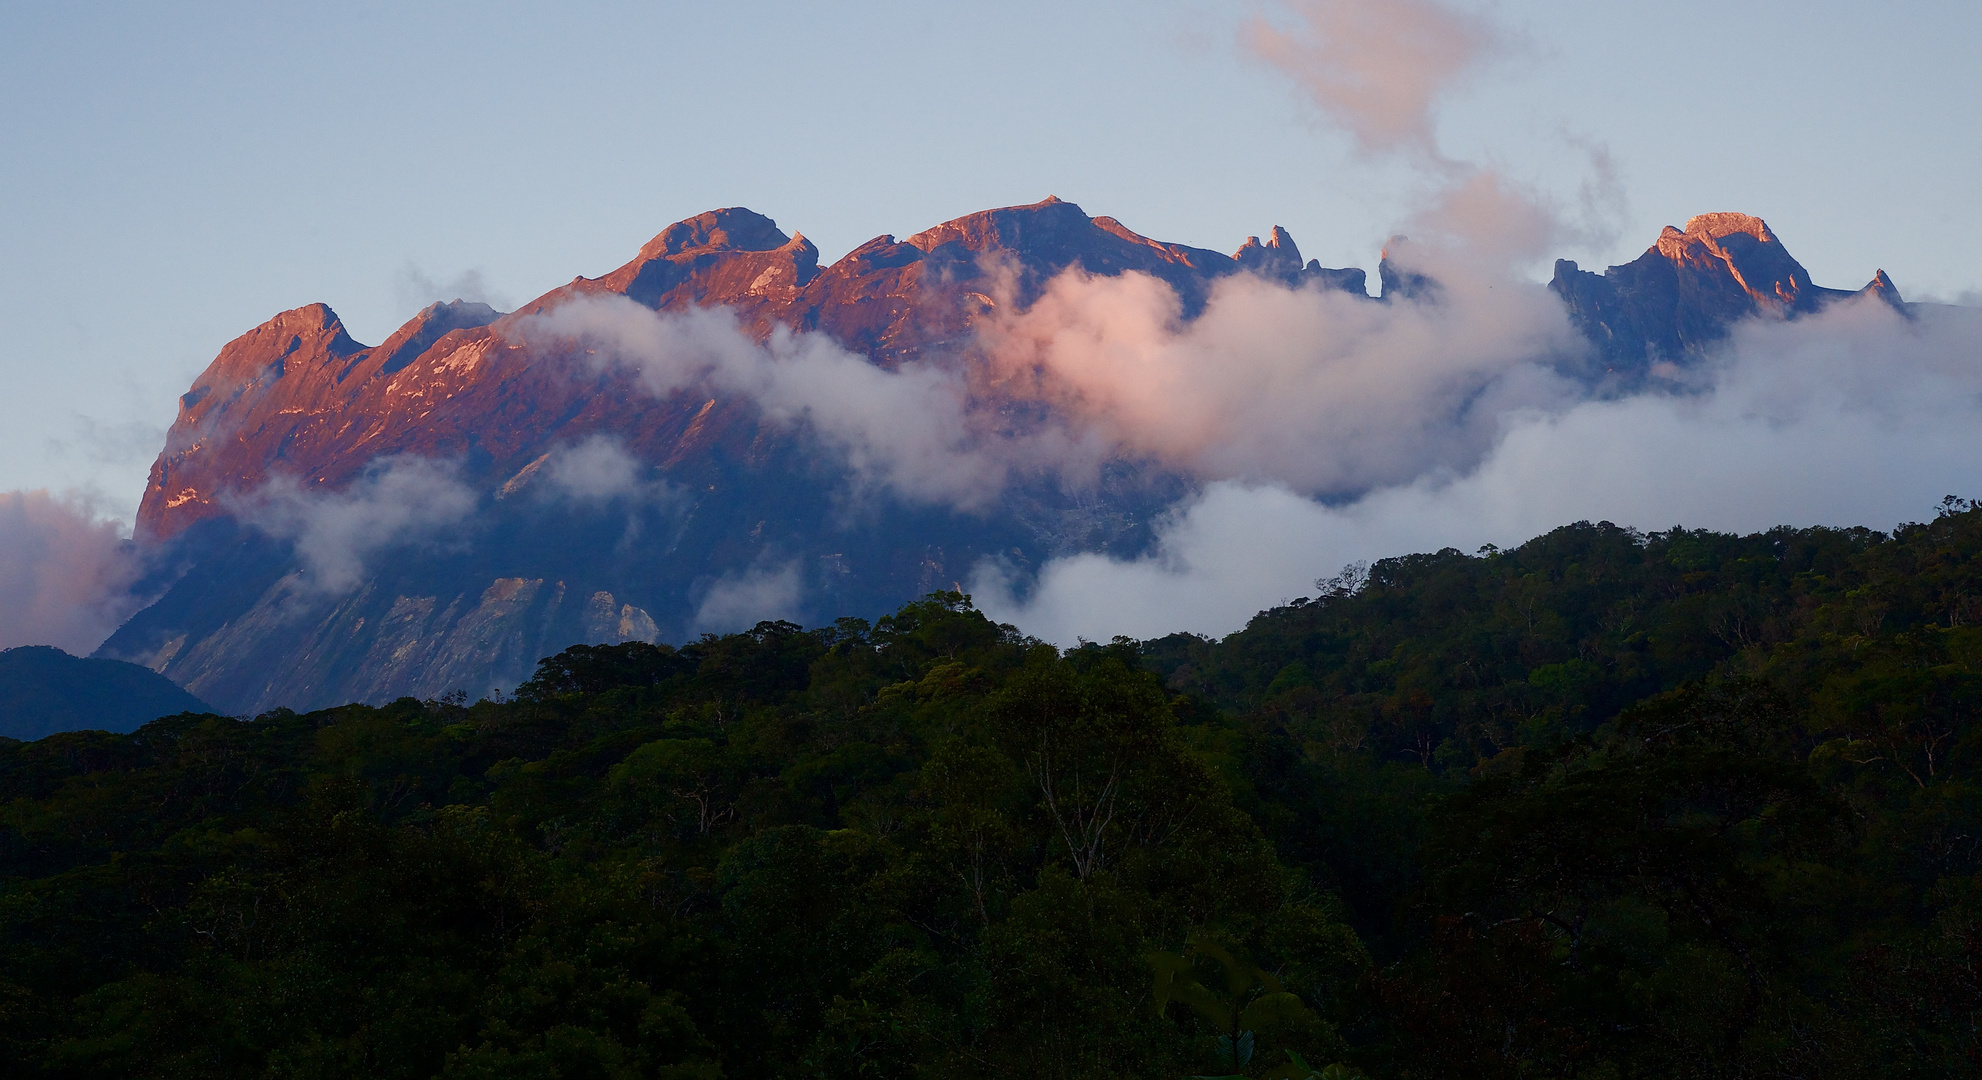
<box><xmin>102</xmin><ymin>202</ymin><xmax>1902</xmax><ymax>714</ymax></box>
<box><xmin>139</xmin><ymin>198</ymin><xmax>1367</xmax><ymax>543</ymax></box>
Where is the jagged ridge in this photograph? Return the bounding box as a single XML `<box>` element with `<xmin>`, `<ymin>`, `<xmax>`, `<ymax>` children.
<box><xmin>1551</xmin><ymin>211</ymin><xmax>1903</xmax><ymax>371</ymax></box>
<box><xmin>103</xmin><ymin>202</ymin><xmax>1902</xmax><ymax>714</ymax></box>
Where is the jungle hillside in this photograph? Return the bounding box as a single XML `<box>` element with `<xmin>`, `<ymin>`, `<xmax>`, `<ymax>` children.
<box><xmin>7</xmin><ymin>505</ymin><xmax>1982</xmax><ymax>1078</ymax></box>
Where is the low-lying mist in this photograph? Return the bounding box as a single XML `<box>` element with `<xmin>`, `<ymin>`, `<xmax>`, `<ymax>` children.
<box><xmin>974</xmin><ymin>296</ymin><xmax>1982</xmax><ymax>642</ymax></box>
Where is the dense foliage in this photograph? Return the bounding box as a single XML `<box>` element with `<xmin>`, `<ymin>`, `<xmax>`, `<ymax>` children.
<box><xmin>8</xmin><ymin>504</ymin><xmax>1982</xmax><ymax>1078</ymax></box>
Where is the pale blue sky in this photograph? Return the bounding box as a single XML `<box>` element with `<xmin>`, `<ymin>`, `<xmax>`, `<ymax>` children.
<box><xmin>4</xmin><ymin>0</ymin><xmax>1977</xmax><ymax>522</ymax></box>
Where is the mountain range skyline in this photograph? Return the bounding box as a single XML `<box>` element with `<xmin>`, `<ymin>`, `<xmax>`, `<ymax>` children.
<box><xmin>4</xmin><ymin>1</ymin><xmax>1980</xmax><ymax>523</ymax></box>
<box><xmin>13</xmin><ymin>192</ymin><xmax>1943</xmax><ymax>714</ymax></box>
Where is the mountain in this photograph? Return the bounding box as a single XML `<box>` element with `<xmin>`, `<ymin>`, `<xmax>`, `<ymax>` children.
<box><xmin>94</xmin><ymin>201</ymin><xmax>1901</xmax><ymax>714</ymax></box>
<box><xmin>1551</xmin><ymin>211</ymin><xmax>1902</xmax><ymax>372</ymax></box>
<box><xmin>129</xmin><ymin>198</ymin><xmax>1376</xmax><ymax>546</ymax></box>
<box><xmin>0</xmin><ymin>646</ymin><xmax>214</xmax><ymax>740</ymax></box>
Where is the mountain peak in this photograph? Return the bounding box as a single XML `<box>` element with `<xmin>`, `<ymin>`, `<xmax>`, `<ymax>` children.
<box><xmin>1234</xmin><ymin>226</ymin><xmax>1306</xmax><ymax>283</ymax></box>
<box><xmin>373</xmin><ymin>299</ymin><xmax>503</xmax><ymax>376</ymax></box>
<box><xmin>903</xmin><ymin>196</ymin><xmax>1095</xmax><ymax>253</ymax></box>
<box><xmin>1861</xmin><ymin>268</ymin><xmax>1907</xmax><ymax>310</ymax></box>
<box><xmin>637</xmin><ymin>207</ymin><xmax>791</xmax><ymax>261</ymax></box>
<box><xmin>1655</xmin><ymin>212</ymin><xmax>1783</xmax><ymax>263</ymax></box>
<box><xmin>217</xmin><ymin>303</ymin><xmax>367</xmax><ymax>369</ymax></box>
<box><xmin>1553</xmin><ymin>211</ymin><xmax>1901</xmax><ymax>373</ymax></box>
<box><xmin>1683</xmin><ymin>212</ymin><xmax>1777</xmax><ymax>244</ymax></box>
<box><xmin>1650</xmin><ymin>210</ymin><xmax>1817</xmax><ymax>312</ymax></box>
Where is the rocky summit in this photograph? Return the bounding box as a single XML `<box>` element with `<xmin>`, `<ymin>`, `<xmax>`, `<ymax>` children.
<box><xmin>1550</xmin><ymin>211</ymin><xmax>1902</xmax><ymax>372</ymax></box>
<box><xmin>96</xmin><ymin>201</ymin><xmax>1902</xmax><ymax>714</ymax></box>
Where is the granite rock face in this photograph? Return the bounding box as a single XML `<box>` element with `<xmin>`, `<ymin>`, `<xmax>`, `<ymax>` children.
<box><xmin>1550</xmin><ymin>211</ymin><xmax>1903</xmax><ymax>376</ymax></box>
<box><xmin>101</xmin><ymin>203</ymin><xmax>1897</xmax><ymax>713</ymax></box>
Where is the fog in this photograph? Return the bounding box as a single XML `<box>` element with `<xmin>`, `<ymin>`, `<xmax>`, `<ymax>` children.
<box><xmin>692</xmin><ymin>561</ymin><xmax>806</xmax><ymax>635</ymax></box>
<box><xmin>520</xmin><ymin>298</ymin><xmax>1035</xmax><ymax>511</ymax></box>
<box><xmin>974</xmin><ymin>297</ymin><xmax>1982</xmax><ymax>642</ymax></box>
<box><xmin>230</xmin><ymin>455</ymin><xmax>479</xmax><ymax>593</ymax></box>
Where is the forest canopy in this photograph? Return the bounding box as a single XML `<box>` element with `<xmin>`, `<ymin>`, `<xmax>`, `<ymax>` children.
<box><xmin>7</xmin><ymin>505</ymin><xmax>1982</xmax><ymax>1078</ymax></box>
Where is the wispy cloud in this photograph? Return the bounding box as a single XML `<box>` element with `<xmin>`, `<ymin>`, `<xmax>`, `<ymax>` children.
<box><xmin>395</xmin><ymin>264</ymin><xmax>511</xmax><ymax>314</ymax></box>
<box><xmin>230</xmin><ymin>455</ymin><xmax>479</xmax><ymax>593</ymax></box>
<box><xmin>0</xmin><ymin>489</ymin><xmax>146</xmax><ymax>654</ymax></box>
<box><xmin>1244</xmin><ymin>0</ymin><xmax>1506</xmax><ymax>164</ymax></box>
<box><xmin>518</xmin><ymin>296</ymin><xmax>1040</xmax><ymax>511</ymax></box>
<box><xmin>692</xmin><ymin>560</ymin><xmax>804</xmax><ymax>635</ymax></box>
<box><xmin>527</xmin><ymin>434</ymin><xmax>679</xmax><ymax>507</ymax></box>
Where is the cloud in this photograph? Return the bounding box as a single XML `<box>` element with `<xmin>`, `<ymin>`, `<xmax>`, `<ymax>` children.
<box><xmin>507</xmin><ymin>435</ymin><xmax>682</xmax><ymax>551</ymax></box>
<box><xmin>0</xmin><ymin>489</ymin><xmax>146</xmax><ymax>654</ymax></box>
<box><xmin>543</xmin><ymin>436</ymin><xmax>646</xmax><ymax>501</ymax></box>
<box><xmin>976</xmin><ymin>297</ymin><xmax>1982</xmax><ymax>644</ymax></box>
<box><xmin>533</xmin><ymin>434</ymin><xmax>678</xmax><ymax>506</ymax></box>
<box><xmin>396</xmin><ymin>264</ymin><xmax>511</xmax><ymax>314</ymax></box>
<box><xmin>232</xmin><ymin>455</ymin><xmax>479</xmax><ymax>593</ymax></box>
<box><xmin>692</xmin><ymin>560</ymin><xmax>804</xmax><ymax>635</ymax></box>
<box><xmin>1246</xmin><ymin>0</ymin><xmax>1621</xmax><ymax>271</ymax></box>
<box><xmin>47</xmin><ymin>414</ymin><xmax>168</xmax><ymax>469</ymax></box>
<box><xmin>523</xmin><ymin>244</ymin><xmax>1595</xmax><ymax>510</ymax></box>
<box><xmin>1244</xmin><ymin>0</ymin><xmax>1505</xmax><ymax>162</ymax></box>
<box><xmin>518</xmin><ymin>296</ymin><xmax>1041</xmax><ymax>510</ymax></box>
<box><xmin>976</xmin><ymin>251</ymin><xmax>1585</xmax><ymax>495</ymax></box>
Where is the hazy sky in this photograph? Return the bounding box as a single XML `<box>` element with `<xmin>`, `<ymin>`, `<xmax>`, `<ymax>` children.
<box><xmin>3</xmin><ymin>0</ymin><xmax>1978</xmax><ymax>524</ymax></box>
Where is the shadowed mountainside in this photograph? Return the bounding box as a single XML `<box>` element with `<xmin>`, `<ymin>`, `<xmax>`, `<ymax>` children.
<box><xmin>0</xmin><ymin>646</ymin><xmax>214</xmax><ymax>739</ymax></box>
<box><xmin>1550</xmin><ymin>211</ymin><xmax>1901</xmax><ymax>372</ymax></box>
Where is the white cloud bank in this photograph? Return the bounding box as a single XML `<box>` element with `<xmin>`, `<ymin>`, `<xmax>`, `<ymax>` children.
<box><xmin>522</xmin><ymin>242</ymin><xmax>1592</xmax><ymax>508</ymax></box>
<box><xmin>977</xmin><ymin>246</ymin><xmax>1583</xmax><ymax>495</ymax></box>
<box><xmin>974</xmin><ymin>297</ymin><xmax>1982</xmax><ymax>643</ymax></box>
